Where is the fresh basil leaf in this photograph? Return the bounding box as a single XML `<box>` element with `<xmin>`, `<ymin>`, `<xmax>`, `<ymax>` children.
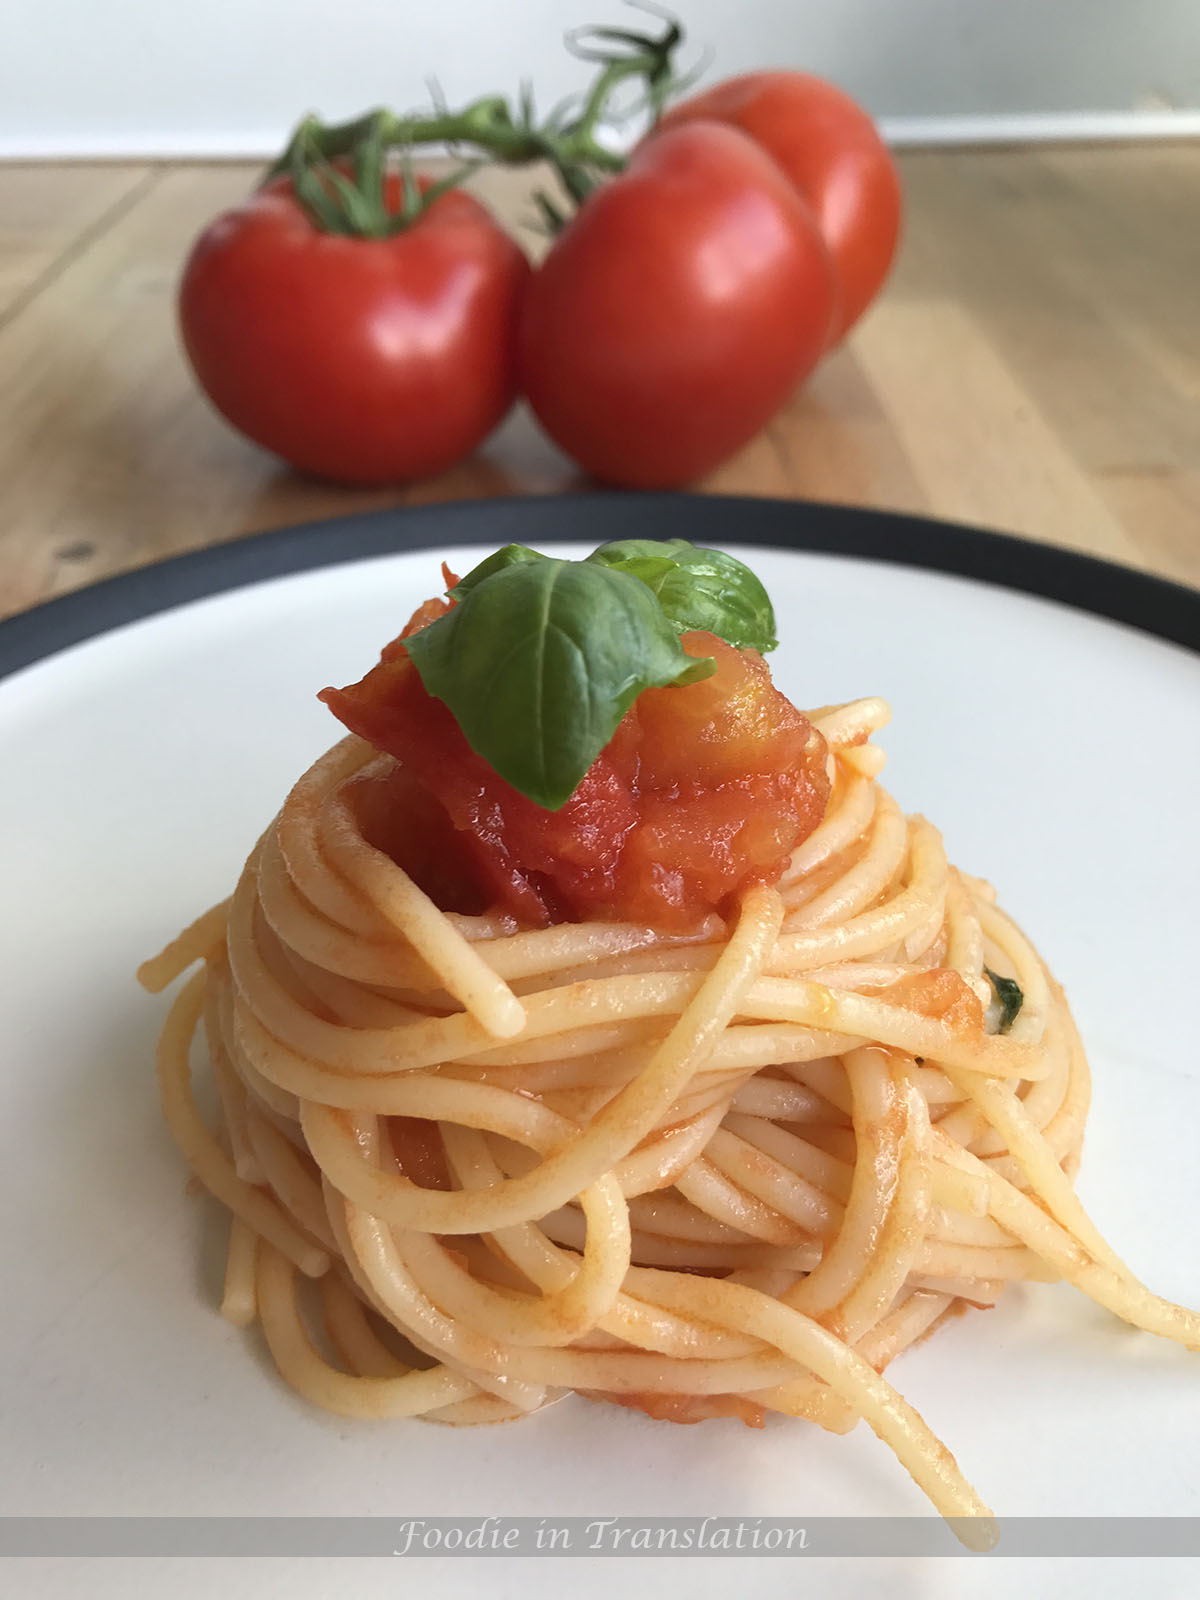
<box><xmin>449</xmin><ymin>543</ymin><xmax>547</xmax><ymax>599</ymax></box>
<box><xmin>405</xmin><ymin>559</ymin><xmax>715</xmax><ymax>810</ymax></box>
<box><xmin>984</xmin><ymin>967</ymin><xmax>1024</xmax><ymax>1034</ymax></box>
<box><xmin>588</xmin><ymin>538</ymin><xmax>778</xmax><ymax>653</ymax></box>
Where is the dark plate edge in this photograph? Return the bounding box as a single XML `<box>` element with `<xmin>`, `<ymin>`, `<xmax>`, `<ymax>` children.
<box><xmin>2</xmin><ymin>492</ymin><xmax>1197</xmax><ymax>681</ymax></box>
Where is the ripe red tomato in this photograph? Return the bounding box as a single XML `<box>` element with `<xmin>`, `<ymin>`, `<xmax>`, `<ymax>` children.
<box><xmin>517</xmin><ymin>121</ymin><xmax>835</xmax><ymax>489</ymax></box>
<box><xmin>660</xmin><ymin>72</ymin><xmax>902</xmax><ymax>346</ymax></box>
<box><xmin>179</xmin><ymin>176</ymin><xmax>530</xmax><ymax>485</ymax></box>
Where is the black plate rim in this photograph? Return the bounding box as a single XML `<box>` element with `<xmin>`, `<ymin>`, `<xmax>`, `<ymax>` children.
<box><xmin>2</xmin><ymin>492</ymin><xmax>1196</xmax><ymax>683</ymax></box>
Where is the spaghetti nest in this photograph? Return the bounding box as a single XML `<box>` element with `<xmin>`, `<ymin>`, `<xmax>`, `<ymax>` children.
<box><xmin>140</xmin><ymin>697</ymin><xmax>1199</xmax><ymax>1547</ymax></box>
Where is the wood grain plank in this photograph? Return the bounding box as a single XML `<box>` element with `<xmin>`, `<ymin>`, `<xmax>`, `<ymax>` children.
<box><xmin>0</xmin><ymin>165</ymin><xmax>271</xmax><ymax>614</ymax></box>
<box><xmin>740</xmin><ymin>346</ymin><xmax>928</xmax><ymax>514</ymax></box>
<box><xmin>850</xmin><ymin>298</ymin><xmax>1143</xmax><ymax>567</ymax></box>
<box><xmin>0</xmin><ymin>162</ymin><xmax>592</xmax><ymax>618</ymax></box>
<box><xmin>1096</xmin><ymin>466</ymin><xmax>1200</xmax><ymax>590</ymax></box>
<box><xmin>1034</xmin><ymin>144</ymin><xmax>1200</xmax><ymax>407</ymax></box>
<box><xmin>0</xmin><ymin>148</ymin><xmax>1196</xmax><ymax>619</ymax></box>
<box><xmin>0</xmin><ymin>163</ymin><xmax>156</xmax><ymax>320</ymax></box>
<box><xmin>889</xmin><ymin>151</ymin><xmax>1199</xmax><ymax>478</ymax></box>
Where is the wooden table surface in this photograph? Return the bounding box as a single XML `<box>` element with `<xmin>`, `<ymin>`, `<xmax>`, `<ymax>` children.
<box><xmin>1</xmin><ymin>144</ymin><xmax>1198</xmax><ymax>622</ymax></box>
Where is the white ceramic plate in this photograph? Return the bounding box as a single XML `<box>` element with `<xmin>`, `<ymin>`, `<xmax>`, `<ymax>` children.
<box><xmin>2</xmin><ymin>500</ymin><xmax>1198</xmax><ymax>1599</ymax></box>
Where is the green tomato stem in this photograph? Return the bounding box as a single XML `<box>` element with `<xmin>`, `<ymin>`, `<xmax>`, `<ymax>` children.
<box><xmin>264</xmin><ymin>11</ymin><xmax>687</xmax><ymax>236</ymax></box>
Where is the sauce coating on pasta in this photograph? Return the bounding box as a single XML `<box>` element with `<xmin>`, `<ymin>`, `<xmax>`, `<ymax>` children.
<box><xmin>321</xmin><ymin>596</ymin><xmax>830</xmax><ymax>929</ymax></box>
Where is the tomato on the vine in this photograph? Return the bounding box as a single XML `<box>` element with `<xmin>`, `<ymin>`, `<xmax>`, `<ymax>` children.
<box><xmin>518</xmin><ymin>121</ymin><xmax>836</xmax><ymax>489</ymax></box>
<box><xmin>660</xmin><ymin>72</ymin><xmax>901</xmax><ymax>346</ymax></box>
<box><xmin>179</xmin><ymin>174</ymin><xmax>530</xmax><ymax>486</ymax></box>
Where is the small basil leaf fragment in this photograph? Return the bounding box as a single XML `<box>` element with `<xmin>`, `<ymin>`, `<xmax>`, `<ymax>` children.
<box><xmin>588</xmin><ymin>538</ymin><xmax>778</xmax><ymax>654</ymax></box>
<box><xmin>449</xmin><ymin>543</ymin><xmax>547</xmax><ymax>599</ymax></box>
<box><xmin>984</xmin><ymin>967</ymin><xmax>1024</xmax><ymax>1034</ymax></box>
<box><xmin>405</xmin><ymin>558</ymin><xmax>715</xmax><ymax>810</ymax></box>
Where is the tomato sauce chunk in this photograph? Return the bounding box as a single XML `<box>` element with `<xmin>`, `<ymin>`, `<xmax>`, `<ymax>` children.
<box><xmin>321</xmin><ymin>613</ymin><xmax>830</xmax><ymax>931</ymax></box>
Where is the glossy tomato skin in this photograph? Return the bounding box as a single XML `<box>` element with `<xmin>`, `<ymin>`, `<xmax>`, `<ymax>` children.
<box><xmin>661</xmin><ymin>72</ymin><xmax>901</xmax><ymax>347</ymax></box>
<box><xmin>518</xmin><ymin>121</ymin><xmax>835</xmax><ymax>489</ymax></box>
<box><xmin>179</xmin><ymin>177</ymin><xmax>530</xmax><ymax>485</ymax></box>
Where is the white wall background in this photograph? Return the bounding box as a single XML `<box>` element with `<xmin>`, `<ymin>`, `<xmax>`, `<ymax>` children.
<box><xmin>2</xmin><ymin>0</ymin><xmax>1199</xmax><ymax>158</ymax></box>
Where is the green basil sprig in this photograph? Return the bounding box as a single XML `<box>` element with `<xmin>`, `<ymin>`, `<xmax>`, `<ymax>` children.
<box><xmin>588</xmin><ymin>538</ymin><xmax>778</xmax><ymax>653</ymax></box>
<box><xmin>405</xmin><ymin>555</ymin><xmax>715</xmax><ymax>810</ymax></box>
<box><xmin>404</xmin><ymin>538</ymin><xmax>776</xmax><ymax>810</ymax></box>
<box><xmin>448</xmin><ymin>543</ymin><xmax>544</xmax><ymax>598</ymax></box>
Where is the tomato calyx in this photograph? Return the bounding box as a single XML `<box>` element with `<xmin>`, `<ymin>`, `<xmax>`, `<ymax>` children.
<box><xmin>285</xmin><ymin>116</ymin><xmax>483</xmax><ymax>238</ymax></box>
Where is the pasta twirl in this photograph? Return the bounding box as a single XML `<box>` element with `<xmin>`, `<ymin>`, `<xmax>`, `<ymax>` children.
<box><xmin>140</xmin><ymin>698</ymin><xmax>1199</xmax><ymax>1550</ymax></box>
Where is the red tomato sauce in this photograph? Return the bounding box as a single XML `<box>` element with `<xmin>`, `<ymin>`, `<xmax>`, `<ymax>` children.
<box><xmin>320</xmin><ymin>595</ymin><xmax>830</xmax><ymax>931</ymax></box>
<box><xmin>583</xmin><ymin>1389</ymin><xmax>767</xmax><ymax>1428</ymax></box>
